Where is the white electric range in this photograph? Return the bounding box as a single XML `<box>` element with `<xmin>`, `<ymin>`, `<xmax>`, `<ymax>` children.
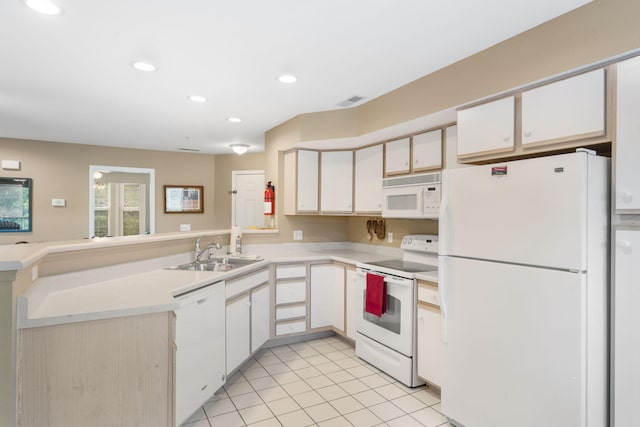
<box><xmin>355</xmin><ymin>234</ymin><xmax>439</xmax><ymax>387</ymax></box>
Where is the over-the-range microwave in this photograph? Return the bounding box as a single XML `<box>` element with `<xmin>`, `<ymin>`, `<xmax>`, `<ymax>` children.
<box><xmin>381</xmin><ymin>172</ymin><xmax>440</xmax><ymax>219</ymax></box>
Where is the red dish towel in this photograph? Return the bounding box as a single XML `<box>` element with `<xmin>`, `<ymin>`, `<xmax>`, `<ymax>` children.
<box><xmin>365</xmin><ymin>273</ymin><xmax>386</xmax><ymax>317</ymax></box>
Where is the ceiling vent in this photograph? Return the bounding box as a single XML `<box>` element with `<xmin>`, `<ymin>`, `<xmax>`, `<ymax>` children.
<box><xmin>337</xmin><ymin>95</ymin><xmax>364</xmax><ymax>108</ymax></box>
<box><xmin>178</xmin><ymin>147</ymin><xmax>200</xmax><ymax>152</ymax></box>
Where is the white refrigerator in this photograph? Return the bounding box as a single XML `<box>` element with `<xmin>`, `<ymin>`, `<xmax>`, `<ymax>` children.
<box><xmin>439</xmin><ymin>151</ymin><xmax>609</xmax><ymax>427</ymax></box>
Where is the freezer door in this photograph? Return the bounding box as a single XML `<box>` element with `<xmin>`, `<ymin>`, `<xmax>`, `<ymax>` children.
<box><xmin>440</xmin><ymin>257</ymin><xmax>605</xmax><ymax>427</ymax></box>
<box><xmin>440</xmin><ymin>152</ymin><xmax>608</xmax><ymax>271</ymax></box>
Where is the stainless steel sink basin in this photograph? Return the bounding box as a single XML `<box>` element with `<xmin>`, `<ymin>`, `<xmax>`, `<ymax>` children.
<box><xmin>167</xmin><ymin>256</ymin><xmax>261</xmax><ymax>272</ymax></box>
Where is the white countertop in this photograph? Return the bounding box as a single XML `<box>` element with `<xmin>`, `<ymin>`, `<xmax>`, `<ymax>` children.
<box><xmin>16</xmin><ymin>240</ymin><xmax>438</xmax><ymax>329</ymax></box>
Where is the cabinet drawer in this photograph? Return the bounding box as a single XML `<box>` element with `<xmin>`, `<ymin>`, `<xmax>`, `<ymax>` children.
<box><xmin>276</xmin><ymin>320</ymin><xmax>306</xmax><ymax>336</ymax></box>
<box><xmin>226</xmin><ymin>269</ymin><xmax>270</xmax><ymax>299</ymax></box>
<box><xmin>418</xmin><ymin>285</ymin><xmax>440</xmax><ymax>307</ymax></box>
<box><xmin>276</xmin><ymin>281</ymin><xmax>306</xmax><ymax>304</ymax></box>
<box><xmin>276</xmin><ymin>305</ymin><xmax>306</xmax><ymax>320</ymax></box>
<box><xmin>276</xmin><ymin>265</ymin><xmax>306</xmax><ymax>279</ymax></box>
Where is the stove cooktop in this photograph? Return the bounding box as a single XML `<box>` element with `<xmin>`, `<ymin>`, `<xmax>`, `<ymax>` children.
<box><xmin>364</xmin><ymin>259</ymin><xmax>438</xmax><ymax>273</ymax></box>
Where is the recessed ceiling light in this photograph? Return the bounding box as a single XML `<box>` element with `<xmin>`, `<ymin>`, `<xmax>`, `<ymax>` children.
<box><xmin>278</xmin><ymin>74</ymin><xmax>297</xmax><ymax>84</ymax></box>
<box><xmin>131</xmin><ymin>61</ymin><xmax>157</xmax><ymax>72</ymax></box>
<box><xmin>227</xmin><ymin>117</ymin><xmax>242</xmax><ymax>123</ymax></box>
<box><xmin>189</xmin><ymin>95</ymin><xmax>207</xmax><ymax>103</ymax></box>
<box><xmin>24</xmin><ymin>0</ymin><xmax>62</xmax><ymax>15</ymax></box>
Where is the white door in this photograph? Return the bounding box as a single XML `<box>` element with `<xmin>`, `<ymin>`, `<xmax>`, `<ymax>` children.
<box><xmin>385</xmin><ymin>137</ymin><xmax>410</xmax><ymax>175</ymax></box>
<box><xmin>457</xmin><ymin>96</ymin><xmax>515</xmax><ymax>157</ymax></box>
<box><xmin>310</xmin><ymin>264</ymin><xmax>333</xmax><ymax>328</ymax></box>
<box><xmin>232</xmin><ymin>170</ymin><xmax>264</xmax><ymax>228</ymax></box>
<box><xmin>441</xmin><ymin>152</ymin><xmax>603</xmax><ymax>270</ymax></box>
<box><xmin>354</xmin><ymin>144</ymin><xmax>383</xmax><ymax>213</ymax></box>
<box><xmin>441</xmin><ymin>256</ymin><xmax>588</xmax><ymax>427</ymax></box>
<box><xmin>412</xmin><ymin>129</ymin><xmax>442</xmax><ymax>171</ymax></box>
<box><xmin>297</xmin><ymin>150</ymin><xmax>319</xmax><ymax>212</ymax></box>
<box><xmin>321</xmin><ymin>151</ymin><xmax>353</xmax><ymax>213</ymax></box>
<box><xmin>345</xmin><ymin>268</ymin><xmax>358</xmax><ymax>340</ymax></box>
<box><xmin>614</xmin><ymin>229</ymin><xmax>640</xmax><ymax>426</ymax></box>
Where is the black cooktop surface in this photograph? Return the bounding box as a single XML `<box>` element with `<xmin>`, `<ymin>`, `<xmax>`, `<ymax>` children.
<box><xmin>365</xmin><ymin>259</ymin><xmax>438</xmax><ymax>273</ymax></box>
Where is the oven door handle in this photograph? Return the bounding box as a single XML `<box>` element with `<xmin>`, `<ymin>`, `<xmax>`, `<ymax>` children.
<box><xmin>356</xmin><ymin>270</ymin><xmax>413</xmax><ymax>287</ymax></box>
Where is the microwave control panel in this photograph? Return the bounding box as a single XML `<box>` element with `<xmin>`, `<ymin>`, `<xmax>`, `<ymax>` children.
<box><xmin>423</xmin><ymin>184</ymin><xmax>441</xmax><ymax>216</ymax></box>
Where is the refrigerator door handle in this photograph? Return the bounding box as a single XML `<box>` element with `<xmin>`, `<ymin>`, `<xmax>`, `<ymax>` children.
<box><xmin>439</xmin><ymin>169</ymin><xmax>450</xmax><ymax>256</ymax></box>
<box><xmin>439</xmin><ymin>256</ymin><xmax>448</xmax><ymax>344</ymax></box>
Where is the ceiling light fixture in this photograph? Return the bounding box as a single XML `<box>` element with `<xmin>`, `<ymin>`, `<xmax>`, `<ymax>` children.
<box><xmin>230</xmin><ymin>144</ymin><xmax>249</xmax><ymax>155</ymax></box>
<box><xmin>24</xmin><ymin>0</ymin><xmax>62</xmax><ymax>15</ymax></box>
<box><xmin>131</xmin><ymin>61</ymin><xmax>157</xmax><ymax>72</ymax></box>
<box><xmin>227</xmin><ymin>117</ymin><xmax>242</xmax><ymax>123</ymax></box>
<box><xmin>189</xmin><ymin>95</ymin><xmax>207</xmax><ymax>103</ymax></box>
<box><xmin>278</xmin><ymin>74</ymin><xmax>297</xmax><ymax>84</ymax></box>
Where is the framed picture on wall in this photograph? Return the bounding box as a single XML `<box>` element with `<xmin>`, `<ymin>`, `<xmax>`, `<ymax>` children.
<box><xmin>0</xmin><ymin>177</ymin><xmax>32</xmax><ymax>232</ymax></box>
<box><xmin>164</xmin><ymin>185</ymin><xmax>204</xmax><ymax>213</ymax></box>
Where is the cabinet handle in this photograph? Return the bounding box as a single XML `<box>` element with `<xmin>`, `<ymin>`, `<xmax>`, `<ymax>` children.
<box><xmin>619</xmin><ymin>190</ymin><xmax>633</xmax><ymax>204</ymax></box>
<box><xmin>617</xmin><ymin>239</ymin><xmax>633</xmax><ymax>255</ymax></box>
<box><xmin>197</xmin><ymin>298</ymin><xmax>208</xmax><ymax>305</ymax></box>
<box><xmin>524</xmin><ymin>130</ymin><xmax>532</xmax><ymax>138</ymax></box>
<box><xmin>503</xmin><ymin>135</ymin><xmax>511</xmax><ymax>142</ymax></box>
<box><xmin>404</xmin><ymin>161</ymin><xmax>409</xmax><ymax>166</ymax></box>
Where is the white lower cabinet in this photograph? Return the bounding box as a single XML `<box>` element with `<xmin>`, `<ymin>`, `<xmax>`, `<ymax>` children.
<box><xmin>251</xmin><ymin>284</ymin><xmax>270</xmax><ymax>353</ymax></box>
<box><xmin>225</xmin><ymin>293</ymin><xmax>251</xmax><ymax>375</ymax></box>
<box><xmin>225</xmin><ymin>269</ymin><xmax>271</xmax><ymax>375</ymax></box>
<box><xmin>416</xmin><ymin>279</ymin><xmax>442</xmax><ymax>388</ymax></box>
<box><xmin>310</xmin><ymin>263</ymin><xmax>345</xmax><ymax>332</ymax></box>
<box><xmin>345</xmin><ymin>267</ymin><xmax>358</xmax><ymax>340</ymax></box>
<box><xmin>275</xmin><ymin>263</ymin><xmax>308</xmax><ymax>337</ymax></box>
<box><xmin>175</xmin><ymin>281</ymin><xmax>226</xmax><ymax>426</ymax></box>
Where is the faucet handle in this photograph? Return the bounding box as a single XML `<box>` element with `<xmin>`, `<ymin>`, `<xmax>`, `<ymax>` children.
<box><xmin>195</xmin><ymin>237</ymin><xmax>201</xmax><ymax>251</ymax></box>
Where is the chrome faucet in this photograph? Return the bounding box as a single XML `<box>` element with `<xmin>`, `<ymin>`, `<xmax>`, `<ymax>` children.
<box><xmin>194</xmin><ymin>238</ymin><xmax>222</xmax><ymax>263</ymax></box>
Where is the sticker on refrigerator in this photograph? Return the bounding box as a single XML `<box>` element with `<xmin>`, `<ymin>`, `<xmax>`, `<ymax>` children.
<box><xmin>491</xmin><ymin>166</ymin><xmax>508</xmax><ymax>176</ymax></box>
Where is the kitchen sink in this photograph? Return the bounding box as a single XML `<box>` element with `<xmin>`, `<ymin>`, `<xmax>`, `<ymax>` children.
<box><xmin>167</xmin><ymin>256</ymin><xmax>261</xmax><ymax>272</ymax></box>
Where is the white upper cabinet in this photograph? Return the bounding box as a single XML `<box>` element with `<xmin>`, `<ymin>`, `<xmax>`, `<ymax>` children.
<box><xmin>284</xmin><ymin>150</ymin><xmax>319</xmax><ymax>214</ymax></box>
<box><xmin>354</xmin><ymin>144</ymin><xmax>383</xmax><ymax>213</ymax></box>
<box><xmin>616</xmin><ymin>55</ymin><xmax>640</xmax><ymax>211</ymax></box>
<box><xmin>385</xmin><ymin>137</ymin><xmax>411</xmax><ymax>175</ymax></box>
<box><xmin>412</xmin><ymin>129</ymin><xmax>442</xmax><ymax>171</ymax></box>
<box><xmin>457</xmin><ymin>96</ymin><xmax>515</xmax><ymax>158</ymax></box>
<box><xmin>521</xmin><ymin>69</ymin><xmax>605</xmax><ymax>146</ymax></box>
<box><xmin>321</xmin><ymin>151</ymin><xmax>353</xmax><ymax>213</ymax></box>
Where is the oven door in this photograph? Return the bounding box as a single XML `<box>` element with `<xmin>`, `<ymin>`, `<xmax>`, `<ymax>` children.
<box><xmin>356</xmin><ymin>268</ymin><xmax>415</xmax><ymax>356</ymax></box>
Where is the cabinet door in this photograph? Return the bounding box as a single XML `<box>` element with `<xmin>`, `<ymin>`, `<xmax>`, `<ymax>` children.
<box><xmin>251</xmin><ymin>284</ymin><xmax>270</xmax><ymax>353</ymax></box>
<box><xmin>283</xmin><ymin>151</ymin><xmax>297</xmax><ymax>215</ymax></box>
<box><xmin>225</xmin><ymin>293</ymin><xmax>251</xmax><ymax>375</ymax></box>
<box><xmin>457</xmin><ymin>96</ymin><xmax>515</xmax><ymax>158</ymax></box>
<box><xmin>417</xmin><ymin>304</ymin><xmax>442</xmax><ymax>387</ymax></box>
<box><xmin>310</xmin><ymin>264</ymin><xmax>345</xmax><ymax>331</ymax></box>
<box><xmin>297</xmin><ymin>150</ymin><xmax>319</xmax><ymax>212</ymax></box>
<box><xmin>412</xmin><ymin>129</ymin><xmax>442</xmax><ymax>171</ymax></box>
<box><xmin>321</xmin><ymin>151</ymin><xmax>353</xmax><ymax>213</ymax></box>
<box><xmin>310</xmin><ymin>264</ymin><xmax>333</xmax><ymax>328</ymax></box>
<box><xmin>354</xmin><ymin>144</ymin><xmax>383</xmax><ymax>213</ymax></box>
<box><xmin>345</xmin><ymin>267</ymin><xmax>358</xmax><ymax>340</ymax></box>
<box><xmin>385</xmin><ymin>137</ymin><xmax>410</xmax><ymax>175</ymax></box>
<box><xmin>521</xmin><ymin>69</ymin><xmax>605</xmax><ymax>147</ymax></box>
<box><xmin>616</xmin><ymin>56</ymin><xmax>640</xmax><ymax>211</ymax></box>
<box><xmin>614</xmin><ymin>229</ymin><xmax>640</xmax><ymax>425</ymax></box>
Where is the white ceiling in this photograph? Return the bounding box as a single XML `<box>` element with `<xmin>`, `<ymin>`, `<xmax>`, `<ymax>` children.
<box><xmin>0</xmin><ymin>0</ymin><xmax>590</xmax><ymax>154</ymax></box>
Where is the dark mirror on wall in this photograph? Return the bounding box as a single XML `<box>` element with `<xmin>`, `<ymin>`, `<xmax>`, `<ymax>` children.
<box><xmin>0</xmin><ymin>177</ymin><xmax>32</xmax><ymax>232</ymax></box>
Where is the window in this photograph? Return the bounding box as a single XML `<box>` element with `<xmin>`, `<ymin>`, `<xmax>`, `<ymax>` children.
<box><xmin>0</xmin><ymin>178</ymin><xmax>32</xmax><ymax>233</ymax></box>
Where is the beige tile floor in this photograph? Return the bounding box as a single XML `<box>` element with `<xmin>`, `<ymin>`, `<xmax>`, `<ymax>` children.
<box><xmin>181</xmin><ymin>336</ymin><xmax>452</xmax><ymax>427</ymax></box>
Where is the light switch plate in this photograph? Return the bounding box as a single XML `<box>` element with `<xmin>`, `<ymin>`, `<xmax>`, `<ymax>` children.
<box><xmin>1</xmin><ymin>160</ymin><xmax>20</xmax><ymax>170</ymax></box>
<box><xmin>388</xmin><ymin>232</ymin><xmax>393</xmax><ymax>243</ymax></box>
<box><xmin>293</xmin><ymin>230</ymin><xmax>303</xmax><ymax>240</ymax></box>
<box><xmin>51</xmin><ymin>198</ymin><xmax>66</xmax><ymax>207</ymax></box>
<box><xmin>180</xmin><ymin>224</ymin><xmax>191</xmax><ymax>232</ymax></box>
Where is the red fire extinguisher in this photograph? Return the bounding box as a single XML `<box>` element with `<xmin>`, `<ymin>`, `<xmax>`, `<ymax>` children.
<box><xmin>264</xmin><ymin>181</ymin><xmax>275</xmax><ymax>228</ymax></box>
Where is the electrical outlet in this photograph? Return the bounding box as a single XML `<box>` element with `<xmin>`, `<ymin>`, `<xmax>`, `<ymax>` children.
<box><xmin>388</xmin><ymin>232</ymin><xmax>393</xmax><ymax>243</ymax></box>
<box><xmin>180</xmin><ymin>224</ymin><xmax>191</xmax><ymax>232</ymax></box>
<box><xmin>293</xmin><ymin>230</ymin><xmax>303</xmax><ymax>240</ymax></box>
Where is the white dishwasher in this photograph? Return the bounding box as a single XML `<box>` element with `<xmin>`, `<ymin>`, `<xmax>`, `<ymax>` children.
<box><xmin>175</xmin><ymin>281</ymin><xmax>225</xmax><ymax>426</ymax></box>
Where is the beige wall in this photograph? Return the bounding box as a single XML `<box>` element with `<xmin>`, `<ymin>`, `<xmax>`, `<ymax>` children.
<box><xmin>0</xmin><ymin>138</ymin><xmax>218</xmax><ymax>244</ymax></box>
